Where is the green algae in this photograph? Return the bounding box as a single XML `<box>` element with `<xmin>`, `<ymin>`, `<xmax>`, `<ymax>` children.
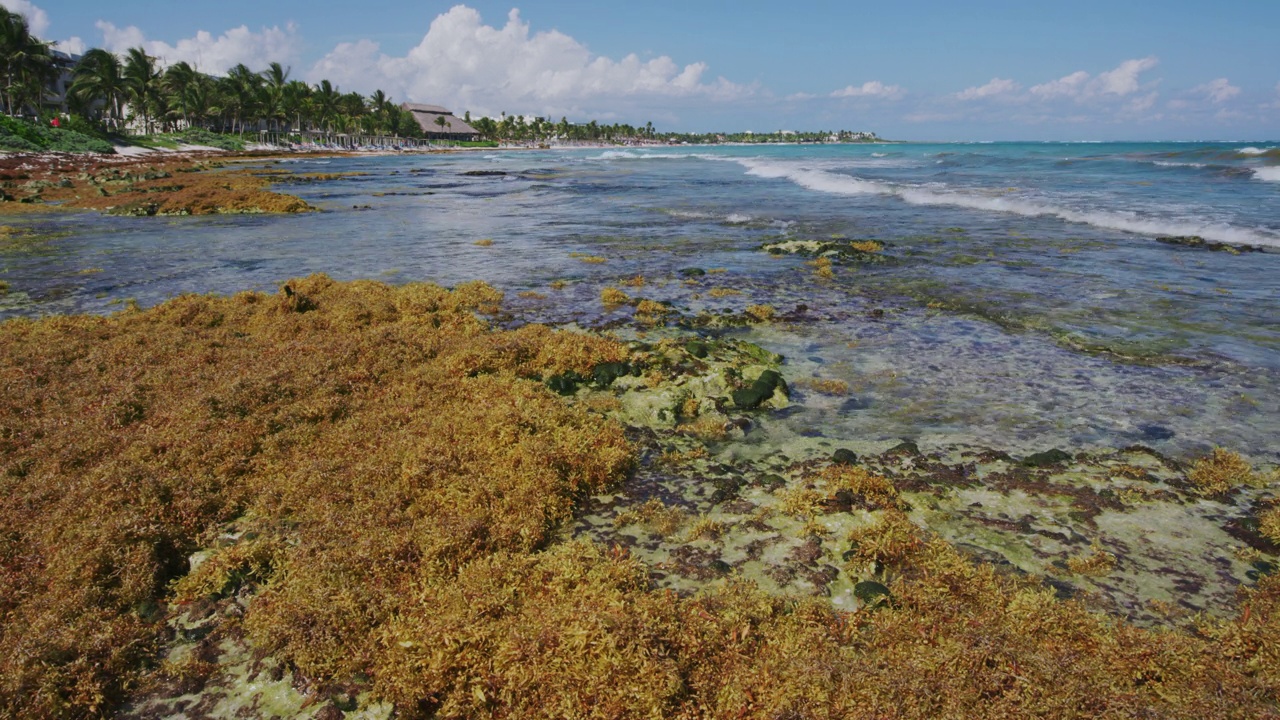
<box><xmin>569</xmin><ymin>328</ymin><xmax>1279</xmax><ymax>626</ymax></box>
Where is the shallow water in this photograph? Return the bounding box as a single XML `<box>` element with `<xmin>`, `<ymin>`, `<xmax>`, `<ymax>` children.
<box><xmin>2</xmin><ymin>142</ymin><xmax>1278</xmax><ymax>461</ymax></box>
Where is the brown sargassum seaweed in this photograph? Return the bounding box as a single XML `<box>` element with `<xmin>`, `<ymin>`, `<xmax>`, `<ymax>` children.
<box><xmin>2</xmin><ymin>276</ymin><xmax>1279</xmax><ymax>719</ymax></box>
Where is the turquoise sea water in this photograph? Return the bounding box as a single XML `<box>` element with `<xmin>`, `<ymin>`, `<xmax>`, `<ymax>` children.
<box><xmin>2</xmin><ymin>141</ymin><xmax>1278</xmax><ymax>461</ymax></box>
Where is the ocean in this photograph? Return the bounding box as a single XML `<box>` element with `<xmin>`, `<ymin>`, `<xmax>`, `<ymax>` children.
<box><xmin>3</xmin><ymin>141</ymin><xmax>1278</xmax><ymax>461</ymax></box>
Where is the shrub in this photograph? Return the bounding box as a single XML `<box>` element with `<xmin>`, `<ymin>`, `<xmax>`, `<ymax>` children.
<box><xmin>0</xmin><ymin>115</ymin><xmax>115</xmax><ymax>153</ymax></box>
<box><xmin>175</xmin><ymin>128</ymin><xmax>244</xmax><ymax>151</ymax></box>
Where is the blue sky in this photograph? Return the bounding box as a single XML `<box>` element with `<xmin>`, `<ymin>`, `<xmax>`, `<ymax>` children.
<box><xmin>13</xmin><ymin>0</ymin><xmax>1280</xmax><ymax>139</ymax></box>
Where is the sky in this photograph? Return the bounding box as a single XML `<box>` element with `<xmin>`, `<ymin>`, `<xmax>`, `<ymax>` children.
<box><xmin>12</xmin><ymin>0</ymin><xmax>1280</xmax><ymax>140</ymax></box>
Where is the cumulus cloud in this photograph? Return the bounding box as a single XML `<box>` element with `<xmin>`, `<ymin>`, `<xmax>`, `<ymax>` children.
<box><xmin>830</xmin><ymin>80</ymin><xmax>904</xmax><ymax>100</ymax></box>
<box><xmin>0</xmin><ymin>0</ymin><xmax>48</xmax><ymax>36</ymax></box>
<box><xmin>53</xmin><ymin>36</ymin><xmax>85</xmax><ymax>55</ymax></box>
<box><xmin>1123</xmin><ymin>91</ymin><xmax>1160</xmax><ymax>114</ymax></box>
<box><xmin>1029</xmin><ymin>71</ymin><xmax>1090</xmax><ymax>99</ymax></box>
<box><xmin>307</xmin><ymin>6</ymin><xmax>751</xmax><ymax>118</ymax></box>
<box><xmin>955</xmin><ymin>77</ymin><xmax>1019</xmax><ymax>100</ymax></box>
<box><xmin>1191</xmin><ymin>77</ymin><xmax>1240</xmax><ymax>104</ymax></box>
<box><xmin>1096</xmin><ymin>56</ymin><xmax>1158</xmax><ymax>96</ymax></box>
<box><xmin>1027</xmin><ymin>58</ymin><xmax>1160</xmax><ymax>102</ymax></box>
<box><xmin>95</xmin><ymin>20</ymin><xmax>302</xmax><ymax>74</ymax></box>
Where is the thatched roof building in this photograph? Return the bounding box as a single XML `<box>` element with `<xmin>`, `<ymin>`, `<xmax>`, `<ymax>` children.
<box><xmin>401</xmin><ymin>103</ymin><xmax>480</xmax><ymax>141</ymax></box>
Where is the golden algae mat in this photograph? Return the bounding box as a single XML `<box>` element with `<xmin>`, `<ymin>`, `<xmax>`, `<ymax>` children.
<box><xmin>2</xmin><ymin>276</ymin><xmax>1279</xmax><ymax>719</ymax></box>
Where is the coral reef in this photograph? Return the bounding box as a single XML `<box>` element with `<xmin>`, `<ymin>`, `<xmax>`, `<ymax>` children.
<box><xmin>0</xmin><ymin>153</ymin><xmax>314</xmax><ymax>216</ymax></box>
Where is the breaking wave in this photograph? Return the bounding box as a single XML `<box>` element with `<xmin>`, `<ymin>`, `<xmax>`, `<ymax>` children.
<box><xmin>1254</xmin><ymin>167</ymin><xmax>1280</xmax><ymax>183</ymax></box>
<box><xmin>734</xmin><ymin>157</ymin><xmax>1280</xmax><ymax>248</ymax></box>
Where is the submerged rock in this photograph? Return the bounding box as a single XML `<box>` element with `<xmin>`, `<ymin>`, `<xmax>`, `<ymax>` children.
<box><xmin>761</xmin><ymin>237</ymin><xmax>893</xmax><ymax>263</ymax></box>
<box><xmin>1155</xmin><ymin>235</ymin><xmax>1264</xmax><ymax>253</ymax></box>
<box><xmin>831</xmin><ymin>448</ymin><xmax>859</xmax><ymax>465</ymax></box>
<box><xmin>1021</xmin><ymin>448</ymin><xmax>1074</xmax><ymax>468</ymax></box>
<box><xmin>732</xmin><ymin>368</ymin><xmax>787</xmax><ymax>409</ymax></box>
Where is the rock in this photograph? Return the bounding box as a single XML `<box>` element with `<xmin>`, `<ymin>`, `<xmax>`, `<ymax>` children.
<box><xmin>831</xmin><ymin>449</ymin><xmax>859</xmax><ymax>466</ymax></box>
<box><xmin>760</xmin><ymin>238</ymin><xmax>892</xmax><ymax>263</ymax></box>
<box><xmin>684</xmin><ymin>340</ymin><xmax>709</xmax><ymax>359</ymax></box>
<box><xmin>1021</xmin><ymin>449</ymin><xmax>1074</xmax><ymax>467</ymax></box>
<box><xmin>1138</xmin><ymin>424</ymin><xmax>1175</xmax><ymax>441</ymax></box>
<box><xmin>315</xmin><ymin>705</ymin><xmax>345</xmax><ymax>720</ymax></box>
<box><xmin>1155</xmin><ymin>235</ymin><xmax>1261</xmax><ymax>253</ymax></box>
<box><xmin>678</xmin><ymin>267</ymin><xmax>707</xmax><ymax>277</ymax></box>
<box><xmin>838</xmin><ymin>396</ymin><xmax>872</xmax><ymax>413</ymax></box>
<box><xmin>590</xmin><ymin>361</ymin><xmax>631</xmax><ymax>387</ymax></box>
<box><xmin>757</xmin><ymin>473</ymin><xmax>786</xmax><ymax>489</ymax></box>
<box><xmin>885</xmin><ymin>440</ymin><xmax>920</xmax><ymax>456</ymax></box>
<box><xmin>854</xmin><ymin>580</ymin><xmax>892</xmax><ymax>607</ymax></box>
<box><xmin>731</xmin><ymin>369</ymin><xmax>786</xmax><ymax>409</ymax></box>
<box><xmin>546</xmin><ymin>372</ymin><xmax>582</xmax><ymax>396</ymax></box>
<box><xmin>461</xmin><ymin>170</ymin><xmax>507</xmax><ymax>176</ymax></box>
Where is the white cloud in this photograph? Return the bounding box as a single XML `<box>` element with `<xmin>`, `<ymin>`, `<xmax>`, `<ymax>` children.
<box><xmin>1191</xmin><ymin>77</ymin><xmax>1240</xmax><ymax>104</ymax></box>
<box><xmin>830</xmin><ymin>80</ymin><xmax>904</xmax><ymax>100</ymax></box>
<box><xmin>1030</xmin><ymin>71</ymin><xmax>1090</xmax><ymax>99</ymax></box>
<box><xmin>95</xmin><ymin>20</ymin><xmax>302</xmax><ymax>74</ymax></box>
<box><xmin>1095</xmin><ymin>56</ymin><xmax>1158</xmax><ymax>96</ymax></box>
<box><xmin>786</xmin><ymin>92</ymin><xmax>817</xmax><ymax>101</ymax></box>
<box><xmin>1027</xmin><ymin>58</ymin><xmax>1159</xmax><ymax>102</ymax></box>
<box><xmin>53</xmin><ymin>36</ymin><xmax>84</xmax><ymax>55</ymax></box>
<box><xmin>1123</xmin><ymin>91</ymin><xmax>1159</xmax><ymax>114</ymax></box>
<box><xmin>307</xmin><ymin>6</ymin><xmax>751</xmax><ymax>118</ymax></box>
<box><xmin>955</xmin><ymin>77</ymin><xmax>1019</xmax><ymax>100</ymax></box>
<box><xmin>0</xmin><ymin>0</ymin><xmax>49</xmax><ymax>36</ymax></box>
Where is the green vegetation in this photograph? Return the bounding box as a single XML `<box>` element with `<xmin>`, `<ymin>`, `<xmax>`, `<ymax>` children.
<box><xmin>4</xmin><ymin>5</ymin><xmax>878</xmax><ymax>150</ymax></box>
<box><xmin>0</xmin><ymin>10</ymin><xmax>56</xmax><ymax>118</ymax></box>
<box><xmin>0</xmin><ymin>114</ymin><xmax>114</xmax><ymax>153</ymax></box>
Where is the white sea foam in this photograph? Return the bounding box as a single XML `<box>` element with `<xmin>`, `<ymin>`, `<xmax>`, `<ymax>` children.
<box><xmin>1151</xmin><ymin>160</ymin><xmax>1207</xmax><ymax>168</ymax></box>
<box><xmin>666</xmin><ymin>208</ymin><xmax>778</xmax><ymax>226</ymax></box>
<box><xmin>1238</xmin><ymin>147</ymin><xmax>1276</xmax><ymax>156</ymax></box>
<box><xmin>735</xmin><ymin>157</ymin><xmax>1280</xmax><ymax>248</ymax></box>
<box><xmin>593</xmin><ymin>150</ymin><xmax>708</xmax><ymax>161</ymax></box>
<box><xmin>1254</xmin><ymin>167</ymin><xmax>1280</xmax><ymax>182</ymax></box>
<box><xmin>871</xmin><ymin>152</ymin><xmax>888</xmax><ymax>157</ymax></box>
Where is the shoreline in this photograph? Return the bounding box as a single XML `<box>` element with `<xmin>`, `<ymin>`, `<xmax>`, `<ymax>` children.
<box><xmin>3</xmin><ymin>273</ymin><xmax>1278</xmax><ymax>718</ymax></box>
<box><xmin>2</xmin><ymin>138</ymin><xmax>1279</xmax><ymax>717</ymax></box>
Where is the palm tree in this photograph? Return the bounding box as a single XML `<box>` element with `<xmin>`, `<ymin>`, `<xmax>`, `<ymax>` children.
<box><xmin>162</xmin><ymin>61</ymin><xmax>198</xmax><ymax>129</ymax></box>
<box><xmin>123</xmin><ymin>47</ymin><xmax>160</xmax><ymax>134</ymax></box>
<box><xmin>367</xmin><ymin>89</ymin><xmax>394</xmax><ymax>133</ymax></box>
<box><xmin>261</xmin><ymin>62</ymin><xmax>289</xmax><ymax>132</ymax></box>
<box><xmin>70</xmin><ymin>48</ymin><xmax>126</xmax><ymax>130</ymax></box>
<box><xmin>311</xmin><ymin>79</ymin><xmax>340</xmax><ymax>134</ymax></box>
<box><xmin>281</xmin><ymin>80</ymin><xmax>310</xmax><ymax>133</ymax></box>
<box><xmin>434</xmin><ymin>114</ymin><xmax>448</xmax><ymax>137</ymax></box>
<box><xmin>221</xmin><ymin>64</ymin><xmax>262</xmax><ymax>134</ymax></box>
<box><xmin>181</xmin><ymin>74</ymin><xmax>216</xmax><ymax>130</ymax></box>
<box><xmin>0</xmin><ymin>9</ymin><xmax>55</xmax><ymax>117</ymax></box>
<box><xmin>338</xmin><ymin>91</ymin><xmax>363</xmax><ymax>133</ymax></box>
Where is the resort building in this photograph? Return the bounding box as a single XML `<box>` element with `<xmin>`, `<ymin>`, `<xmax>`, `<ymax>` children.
<box><xmin>401</xmin><ymin>103</ymin><xmax>481</xmax><ymax>142</ymax></box>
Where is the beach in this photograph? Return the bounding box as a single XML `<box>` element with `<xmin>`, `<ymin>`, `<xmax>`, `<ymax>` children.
<box><xmin>3</xmin><ymin>142</ymin><xmax>1280</xmax><ymax>717</ymax></box>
